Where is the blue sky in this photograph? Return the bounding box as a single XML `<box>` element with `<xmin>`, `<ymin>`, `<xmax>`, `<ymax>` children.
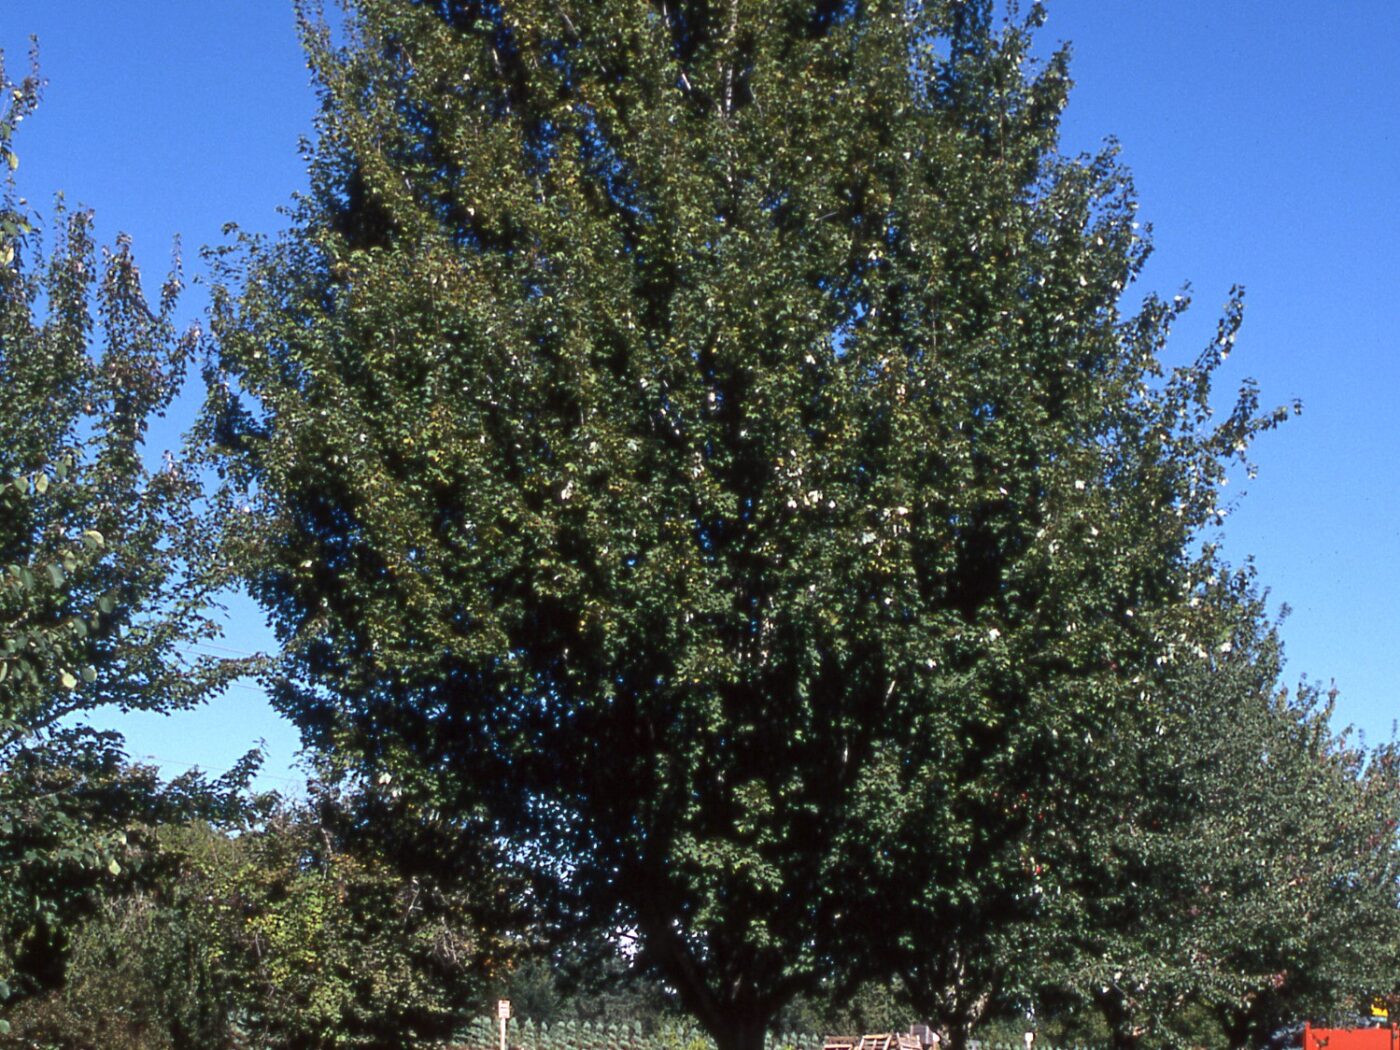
<box><xmin>4</xmin><ymin>1</ymin><xmax>1397</xmax><ymax>790</ymax></box>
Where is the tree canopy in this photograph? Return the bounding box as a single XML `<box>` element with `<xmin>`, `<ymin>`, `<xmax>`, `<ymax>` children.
<box><xmin>1042</xmin><ymin>574</ymin><xmax>1400</xmax><ymax>1049</ymax></box>
<box><xmin>199</xmin><ymin>3</ymin><xmax>1307</xmax><ymax>1048</ymax></box>
<box><xmin>1</xmin><ymin>8</ymin><xmax>1396</xmax><ymax>1049</ymax></box>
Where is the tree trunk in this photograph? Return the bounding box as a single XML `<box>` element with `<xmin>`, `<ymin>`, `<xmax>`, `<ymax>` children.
<box><xmin>1094</xmin><ymin>989</ymin><xmax>1144</xmax><ymax>1050</ymax></box>
<box><xmin>1217</xmin><ymin>1006</ymin><xmax>1256</xmax><ymax>1050</ymax></box>
<box><xmin>934</xmin><ymin>987</ymin><xmax>993</xmax><ymax>1050</ymax></box>
<box><xmin>710</xmin><ymin>1016</ymin><xmax>772</xmax><ymax>1050</ymax></box>
<box><xmin>934</xmin><ymin>1020</ymin><xmax>975</xmax><ymax>1050</ymax></box>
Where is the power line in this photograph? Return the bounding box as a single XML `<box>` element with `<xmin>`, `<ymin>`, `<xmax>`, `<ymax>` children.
<box><xmin>134</xmin><ymin>752</ymin><xmax>306</xmax><ymax>788</ymax></box>
<box><xmin>217</xmin><ymin>681</ymin><xmax>272</xmax><ymax>696</ymax></box>
<box><xmin>178</xmin><ymin>641</ymin><xmax>264</xmax><ymax>659</ymax></box>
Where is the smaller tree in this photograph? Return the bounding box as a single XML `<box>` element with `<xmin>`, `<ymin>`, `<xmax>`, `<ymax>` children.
<box><xmin>205</xmin><ymin>788</ymin><xmax>499</xmax><ymax>1049</ymax></box>
<box><xmin>0</xmin><ymin>51</ymin><xmax>246</xmax><ymax>1026</ymax></box>
<box><xmin>1049</xmin><ymin>574</ymin><xmax>1400</xmax><ymax>1050</ymax></box>
<box><xmin>3</xmin><ymin>786</ymin><xmax>500</xmax><ymax>1050</ymax></box>
<box><xmin>0</xmin><ymin>760</ymin><xmax>258</xmax><ymax>1050</ymax></box>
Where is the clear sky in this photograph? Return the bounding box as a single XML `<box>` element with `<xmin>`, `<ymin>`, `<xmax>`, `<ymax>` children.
<box><xmin>4</xmin><ymin>1</ymin><xmax>1397</xmax><ymax>791</ymax></box>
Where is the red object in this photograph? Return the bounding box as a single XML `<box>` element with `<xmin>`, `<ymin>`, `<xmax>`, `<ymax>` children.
<box><xmin>1302</xmin><ymin>1023</ymin><xmax>1400</xmax><ymax>1050</ymax></box>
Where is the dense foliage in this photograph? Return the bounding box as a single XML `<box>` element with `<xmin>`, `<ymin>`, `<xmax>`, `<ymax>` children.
<box><xmin>1</xmin><ymin>5</ymin><xmax>1397</xmax><ymax>1049</ymax></box>
<box><xmin>1</xmin><ymin>786</ymin><xmax>496</xmax><ymax>1050</ymax></box>
<box><xmin>1045</xmin><ymin>576</ymin><xmax>1400</xmax><ymax>1048</ymax></box>
<box><xmin>201</xmin><ymin>3</ymin><xmax>1304</xmax><ymax>1049</ymax></box>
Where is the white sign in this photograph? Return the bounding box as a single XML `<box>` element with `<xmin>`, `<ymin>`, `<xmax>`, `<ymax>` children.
<box><xmin>497</xmin><ymin>999</ymin><xmax>512</xmax><ymax>1020</ymax></box>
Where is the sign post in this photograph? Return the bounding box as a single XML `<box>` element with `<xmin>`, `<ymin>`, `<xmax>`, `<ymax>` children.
<box><xmin>497</xmin><ymin>999</ymin><xmax>511</xmax><ymax>1050</ymax></box>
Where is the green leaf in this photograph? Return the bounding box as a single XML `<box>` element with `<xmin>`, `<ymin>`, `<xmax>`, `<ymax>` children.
<box><xmin>59</xmin><ymin>669</ymin><xmax>78</xmax><ymax>690</ymax></box>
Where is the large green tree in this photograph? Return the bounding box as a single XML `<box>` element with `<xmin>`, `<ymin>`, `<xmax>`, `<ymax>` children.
<box><xmin>204</xmin><ymin>4</ymin><xmax>1290</xmax><ymax>1048</ymax></box>
<box><xmin>0</xmin><ymin>53</ymin><xmax>244</xmax><ymax>1025</ymax></box>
